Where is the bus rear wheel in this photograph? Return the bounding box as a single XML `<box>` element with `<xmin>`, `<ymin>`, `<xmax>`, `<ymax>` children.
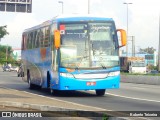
<box><xmin>27</xmin><ymin>72</ymin><xmax>35</xmax><ymax>89</ymax></box>
<box><xmin>96</xmin><ymin>89</ymin><xmax>105</xmax><ymax>96</ymax></box>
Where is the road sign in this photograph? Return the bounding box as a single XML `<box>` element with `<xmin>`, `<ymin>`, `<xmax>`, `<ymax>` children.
<box><xmin>0</xmin><ymin>0</ymin><xmax>32</xmax><ymax>13</ymax></box>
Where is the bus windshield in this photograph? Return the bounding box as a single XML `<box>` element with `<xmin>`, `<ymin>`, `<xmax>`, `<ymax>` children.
<box><xmin>60</xmin><ymin>22</ymin><xmax>119</xmax><ymax>69</ymax></box>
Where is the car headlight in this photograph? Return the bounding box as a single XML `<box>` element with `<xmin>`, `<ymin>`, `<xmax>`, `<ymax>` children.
<box><xmin>108</xmin><ymin>71</ymin><xmax>120</xmax><ymax>77</ymax></box>
<box><xmin>60</xmin><ymin>73</ymin><xmax>74</xmax><ymax>78</ymax></box>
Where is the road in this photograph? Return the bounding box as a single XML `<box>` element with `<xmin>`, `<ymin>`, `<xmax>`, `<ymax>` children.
<box><xmin>0</xmin><ymin>70</ymin><xmax>160</xmax><ymax>119</ymax></box>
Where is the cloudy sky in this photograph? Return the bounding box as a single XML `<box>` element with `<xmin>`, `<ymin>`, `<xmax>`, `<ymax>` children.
<box><xmin>0</xmin><ymin>0</ymin><xmax>160</xmax><ymax>54</ymax></box>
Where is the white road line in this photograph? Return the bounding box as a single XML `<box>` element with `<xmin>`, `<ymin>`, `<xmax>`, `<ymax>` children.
<box><xmin>0</xmin><ymin>86</ymin><xmax>108</xmax><ymax>111</ymax></box>
<box><xmin>23</xmin><ymin>91</ymin><xmax>108</xmax><ymax>111</ymax></box>
<box><xmin>122</xmin><ymin>87</ymin><xmax>147</xmax><ymax>90</ymax></box>
<box><xmin>107</xmin><ymin>92</ymin><xmax>160</xmax><ymax>103</ymax></box>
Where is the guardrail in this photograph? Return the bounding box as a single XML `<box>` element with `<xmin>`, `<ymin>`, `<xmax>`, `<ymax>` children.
<box><xmin>121</xmin><ymin>75</ymin><xmax>160</xmax><ymax>85</ymax></box>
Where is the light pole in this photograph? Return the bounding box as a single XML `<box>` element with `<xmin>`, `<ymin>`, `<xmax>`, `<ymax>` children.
<box><xmin>88</xmin><ymin>0</ymin><xmax>90</xmax><ymax>14</ymax></box>
<box><xmin>124</xmin><ymin>2</ymin><xmax>132</xmax><ymax>57</ymax></box>
<box><xmin>158</xmin><ymin>13</ymin><xmax>160</xmax><ymax>72</ymax></box>
<box><xmin>58</xmin><ymin>1</ymin><xmax>63</xmax><ymax>14</ymax></box>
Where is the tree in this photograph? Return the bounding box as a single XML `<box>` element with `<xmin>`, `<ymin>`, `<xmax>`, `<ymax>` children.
<box><xmin>139</xmin><ymin>47</ymin><xmax>156</xmax><ymax>54</ymax></box>
<box><xmin>0</xmin><ymin>45</ymin><xmax>14</xmax><ymax>64</ymax></box>
<box><xmin>0</xmin><ymin>25</ymin><xmax>9</xmax><ymax>40</ymax></box>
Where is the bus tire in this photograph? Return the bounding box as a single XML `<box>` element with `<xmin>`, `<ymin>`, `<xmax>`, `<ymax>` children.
<box><xmin>47</xmin><ymin>72</ymin><xmax>50</xmax><ymax>88</ymax></box>
<box><xmin>27</xmin><ymin>71</ymin><xmax>35</xmax><ymax>90</ymax></box>
<box><xmin>96</xmin><ymin>89</ymin><xmax>105</xmax><ymax>96</ymax></box>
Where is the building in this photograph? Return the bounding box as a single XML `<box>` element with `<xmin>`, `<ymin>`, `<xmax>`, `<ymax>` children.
<box><xmin>120</xmin><ymin>51</ymin><xmax>157</xmax><ymax>66</ymax></box>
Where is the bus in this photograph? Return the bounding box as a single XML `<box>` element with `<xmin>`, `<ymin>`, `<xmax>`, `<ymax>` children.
<box><xmin>21</xmin><ymin>15</ymin><xmax>126</xmax><ymax>96</ymax></box>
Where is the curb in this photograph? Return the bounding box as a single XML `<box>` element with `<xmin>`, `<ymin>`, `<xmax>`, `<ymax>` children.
<box><xmin>0</xmin><ymin>101</ymin><xmax>146</xmax><ymax>120</ymax></box>
<box><xmin>0</xmin><ymin>101</ymin><xmax>77</xmax><ymax>111</ymax></box>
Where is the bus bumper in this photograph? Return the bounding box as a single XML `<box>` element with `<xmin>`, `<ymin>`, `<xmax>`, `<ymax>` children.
<box><xmin>57</xmin><ymin>75</ymin><xmax>120</xmax><ymax>90</ymax></box>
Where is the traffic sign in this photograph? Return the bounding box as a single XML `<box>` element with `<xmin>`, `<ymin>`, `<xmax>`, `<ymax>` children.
<box><xmin>0</xmin><ymin>0</ymin><xmax>32</xmax><ymax>13</ymax></box>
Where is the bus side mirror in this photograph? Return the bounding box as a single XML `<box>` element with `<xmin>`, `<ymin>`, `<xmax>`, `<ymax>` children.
<box><xmin>54</xmin><ymin>30</ymin><xmax>60</xmax><ymax>49</ymax></box>
<box><xmin>117</xmin><ymin>29</ymin><xmax>127</xmax><ymax>48</ymax></box>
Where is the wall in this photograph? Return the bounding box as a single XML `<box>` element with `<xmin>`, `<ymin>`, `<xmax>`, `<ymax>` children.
<box><xmin>121</xmin><ymin>75</ymin><xmax>160</xmax><ymax>85</ymax></box>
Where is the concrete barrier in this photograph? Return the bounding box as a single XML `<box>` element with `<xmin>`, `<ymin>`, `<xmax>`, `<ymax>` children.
<box><xmin>121</xmin><ymin>75</ymin><xmax>160</xmax><ymax>85</ymax></box>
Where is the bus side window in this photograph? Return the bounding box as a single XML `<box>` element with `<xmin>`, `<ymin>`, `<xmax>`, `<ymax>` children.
<box><xmin>32</xmin><ymin>31</ymin><xmax>37</xmax><ymax>48</ymax></box>
<box><xmin>27</xmin><ymin>33</ymin><xmax>32</xmax><ymax>49</ymax></box>
<box><xmin>40</xmin><ymin>28</ymin><xmax>45</xmax><ymax>47</ymax></box>
<box><xmin>44</xmin><ymin>26</ymin><xmax>50</xmax><ymax>47</ymax></box>
<box><xmin>22</xmin><ymin>34</ymin><xmax>27</xmax><ymax>50</ymax></box>
<box><xmin>35</xmin><ymin>30</ymin><xmax>40</xmax><ymax>48</ymax></box>
<box><xmin>30</xmin><ymin>32</ymin><xmax>34</xmax><ymax>49</ymax></box>
<box><xmin>39</xmin><ymin>29</ymin><xmax>43</xmax><ymax>47</ymax></box>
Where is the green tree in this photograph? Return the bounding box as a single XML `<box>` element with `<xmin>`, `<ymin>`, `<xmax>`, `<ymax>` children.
<box><xmin>0</xmin><ymin>25</ymin><xmax>9</xmax><ymax>40</ymax></box>
<box><xmin>0</xmin><ymin>45</ymin><xmax>15</xmax><ymax>64</ymax></box>
<box><xmin>139</xmin><ymin>47</ymin><xmax>156</xmax><ymax>54</ymax></box>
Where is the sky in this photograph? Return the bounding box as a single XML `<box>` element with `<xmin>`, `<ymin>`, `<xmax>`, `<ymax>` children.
<box><xmin>0</xmin><ymin>0</ymin><xmax>160</xmax><ymax>54</ymax></box>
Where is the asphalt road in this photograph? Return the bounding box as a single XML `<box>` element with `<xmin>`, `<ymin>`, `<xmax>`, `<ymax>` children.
<box><xmin>1</xmin><ymin>70</ymin><xmax>160</xmax><ymax>119</ymax></box>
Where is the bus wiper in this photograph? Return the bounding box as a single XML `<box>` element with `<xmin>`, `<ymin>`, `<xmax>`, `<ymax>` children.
<box><xmin>100</xmin><ymin>63</ymin><xmax>107</xmax><ymax>69</ymax></box>
<box><xmin>76</xmin><ymin>55</ymin><xmax>89</xmax><ymax>70</ymax></box>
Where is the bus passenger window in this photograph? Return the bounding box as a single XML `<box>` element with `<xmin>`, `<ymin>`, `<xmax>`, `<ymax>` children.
<box><xmin>35</xmin><ymin>30</ymin><xmax>40</xmax><ymax>48</ymax></box>
<box><xmin>27</xmin><ymin>33</ymin><xmax>32</xmax><ymax>49</ymax></box>
<box><xmin>44</xmin><ymin>27</ymin><xmax>50</xmax><ymax>47</ymax></box>
<box><xmin>32</xmin><ymin>31</ymin><xmax>37</xmax><ymax>48</ymax></box>
<box><xmin>40</xmin><ymin>29</ymin><xmax>45</xmax><ymax>47</ymax></box>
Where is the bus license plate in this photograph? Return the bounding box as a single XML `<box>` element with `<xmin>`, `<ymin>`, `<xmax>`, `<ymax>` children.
<box><xmin>86</xmin><ymin>82</ymin><xmax>96</xmax><ymax>86</ymax></box>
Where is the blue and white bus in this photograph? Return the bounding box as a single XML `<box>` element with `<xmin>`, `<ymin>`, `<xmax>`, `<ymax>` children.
<box><xmin>21</xmin><ymin>15</ymin><xmax>126</xmax><ymax>96</ymax></box>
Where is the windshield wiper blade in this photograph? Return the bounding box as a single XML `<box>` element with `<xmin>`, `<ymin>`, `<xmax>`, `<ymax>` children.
<box><xmin>76</xmin><ymin>56</ymin><xmax>89</xmax><ymax>70</ymax></box>
<box><xmin>99</xmin><ymin>63</ymin><xmax>107</xmax><ymax>69</ymax></box>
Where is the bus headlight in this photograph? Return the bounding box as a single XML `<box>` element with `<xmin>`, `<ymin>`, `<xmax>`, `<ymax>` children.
<box><xmin>60</xmin><ymin>73</ymin><xmax>74</xmax><ymax>78</ymax></box>
<box><xmin>108</xmin><ymin>71</ymin><xmax>120</xmax><ymax>77</ymax></box>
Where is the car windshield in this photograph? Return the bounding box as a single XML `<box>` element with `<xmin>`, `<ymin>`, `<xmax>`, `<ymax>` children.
<box><xmin>60</xmin><ymin>22</ymin><xmax>119</xmax><ymax>69</ymax></box>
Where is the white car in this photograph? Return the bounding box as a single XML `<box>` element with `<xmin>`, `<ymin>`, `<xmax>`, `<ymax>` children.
<box><xmin>10</xmin><ymin>66</ymin><xmax>19</xmax><ymax>72</ymax></box>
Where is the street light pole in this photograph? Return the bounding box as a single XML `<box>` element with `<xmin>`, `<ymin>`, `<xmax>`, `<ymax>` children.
<box><xmin>88</xmin><ymin>0</ymin><xmax>90</xmax><ymax>14</ymax></box>
<box><xmin>158</xmin><ymin>13</ymin><xmax>160</xmax><ymax>72</ymax></box>
<box><xmin>124</xmin><ymin>2</ymin><xmax>132</xmax><ymax>57</ymax></box>
<box><xmin>58</xmin><ymin>1</ymin><xmax>63</xmax><ymax>14</ymax></box>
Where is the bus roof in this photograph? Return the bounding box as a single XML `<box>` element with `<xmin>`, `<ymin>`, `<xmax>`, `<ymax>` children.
<box><xmin>23</xmin><ymin>14</ymin><xmax>113</xmax><ymax>33</ymax></box>
<box><xmin>54</xmin><ymin>14</ymin><xmax>113</xmax><ymax>22</ymax></box>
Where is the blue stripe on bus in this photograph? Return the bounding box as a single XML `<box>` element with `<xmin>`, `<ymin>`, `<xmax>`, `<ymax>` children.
<box><xmin>56</xmin><ymin>17</ymin><xmax>113</xmax><ymax>22</ymax></box>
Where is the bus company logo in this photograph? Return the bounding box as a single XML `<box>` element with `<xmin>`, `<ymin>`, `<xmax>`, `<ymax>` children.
<box><xmin>40</xmin><ymin>48</ymin><xmax>47</xmax><ymax>61</ymax></box>
<box><xmin>2</xmin><ymin>112</ymin><xmax>11</xmax><ymax>117</ymax></box>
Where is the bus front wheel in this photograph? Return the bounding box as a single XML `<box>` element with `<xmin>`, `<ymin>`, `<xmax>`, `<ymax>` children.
<box><xmin>96</xmin><ymin>89</ymin><xmax>106</xmax><ymax>96</ymax></box>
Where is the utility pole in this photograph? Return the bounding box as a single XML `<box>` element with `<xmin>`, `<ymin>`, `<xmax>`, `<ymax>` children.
<box><xmin>6</xmin><ymin>45</ymin><xmax>8</xmax><ymax>61</ymax></box>
<box><xmin>158</xmin><ymin>13</ymin><xmax>160</xmax><ymax>72</ymax></box>
<box><xmin>58</xmin><ymin>1</ymin><xmax>63</xmax><ymax>14</ymax></box>
<box><xmin>88</xmin><ymin>0</ymin><xmax>90</xmax><ymax>14</ymax></box>
<box><xmin>123</xmin><ymin>2</ymin><xmax>132</xmax><ymax>57</ymax></box>
<box><xmin>131</xmin><ymin>36</ymin><xmax>135</xmax><ymax>57</ymax></box>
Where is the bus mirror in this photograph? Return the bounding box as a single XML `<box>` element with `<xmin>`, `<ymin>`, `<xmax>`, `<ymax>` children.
<box><xmin>117</xmin><ymin>29</ymin><xmax>127</xmax><ymax>48</ymax></box>
<box><xmin>54</xmin><ymin>30</ymin><xmax>60</xmax><ymax>49</ymax></box>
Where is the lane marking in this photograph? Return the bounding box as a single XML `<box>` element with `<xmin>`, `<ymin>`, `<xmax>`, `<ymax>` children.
<box><xmin>0</xmin><ymin>86</ymin><xmax>108</xmax><ymax>111</ymax></box>
<box><xmin>2</xmin><ymin>85</ymin><xmax>160</xmax><ymax>104</ymax></box>
<box><xmin>23</xmin><ymin>91</ymin><xmax>108</xmax><ymax>111</ymax></box>
<box><xmin>106</xmin><ymin>92</ymin><xmax>160</xmax><ymax>103</ymax></box>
